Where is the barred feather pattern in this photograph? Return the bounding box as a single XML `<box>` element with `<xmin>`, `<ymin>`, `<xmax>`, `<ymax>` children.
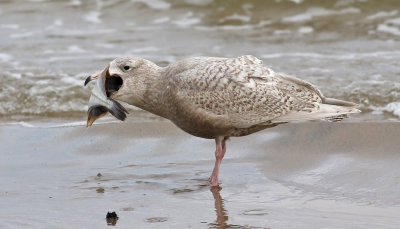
<box><xmin>167</xmin><ymin>55</ymin><xmax>322</xmax><ymax>127</ymax></box>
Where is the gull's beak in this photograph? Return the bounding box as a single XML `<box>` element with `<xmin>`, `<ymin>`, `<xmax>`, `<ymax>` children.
<box><xmin>84</xmin><ymin>70</ymin><xmax>103</xmax><ymax>86</ymax></box>
<box><xmin>85</xmin><ymin>65</ymin><xmax>128</xmax><ymax>127</ymax></box>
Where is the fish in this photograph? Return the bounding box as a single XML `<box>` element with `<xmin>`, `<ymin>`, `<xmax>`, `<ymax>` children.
<box><xmin>85</xmin><ymin>66</ymin><xmax>128</xmax><ymax>127</ymax></box>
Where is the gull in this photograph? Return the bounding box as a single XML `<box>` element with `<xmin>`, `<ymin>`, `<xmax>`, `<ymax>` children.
<box><xmin>84</xmin><ymin>55</ymin><xmax>360</xmax><ymax>186</ymax></box>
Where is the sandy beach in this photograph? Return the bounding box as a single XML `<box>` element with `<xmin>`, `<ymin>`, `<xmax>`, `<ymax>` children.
<box><xmin>0</xmin><ymin>120</ymin><xmax>399</xmax><ymax>228</ymax></box>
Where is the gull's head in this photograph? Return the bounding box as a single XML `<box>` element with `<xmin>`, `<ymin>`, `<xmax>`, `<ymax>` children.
<box><xmin>85</xmin><ymin>57</ymin><xmax>159</xmax><ymax>127</ymax></box>
<box><xmin>106</xmin><ymin>57</ymin><xmax>157</xmax><ymax>101</ymax></box>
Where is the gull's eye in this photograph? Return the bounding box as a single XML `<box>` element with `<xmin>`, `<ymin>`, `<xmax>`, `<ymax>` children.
<box><xmin>123</xmin><ymin>66</ymin><xmax>130</xmax><ymax>71</ymax></box>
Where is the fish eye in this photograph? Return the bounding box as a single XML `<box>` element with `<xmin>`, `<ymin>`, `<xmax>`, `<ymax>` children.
<box><xmin>123</xmin><ymin>65</ymin><xmax>130</xmax><ymax>71</ymax></box>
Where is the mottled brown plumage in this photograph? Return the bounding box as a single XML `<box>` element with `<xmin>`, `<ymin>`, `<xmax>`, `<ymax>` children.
<box><xmin>86</xmin><ymin>55</ymin><xmax>360</xmax><ymax>186</ymax></box>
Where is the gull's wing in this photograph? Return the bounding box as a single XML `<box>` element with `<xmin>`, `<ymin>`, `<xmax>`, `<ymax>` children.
<box><xmin>165</xmin><ymin>55</ymin><xmax>328</xmax><ymax>128</ymax></box>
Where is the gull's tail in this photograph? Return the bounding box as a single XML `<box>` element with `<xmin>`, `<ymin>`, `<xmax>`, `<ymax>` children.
<box><xmin>271</xmin><ymin>98</ymin><xmax>361</xmax><ymax>123</ymax></box>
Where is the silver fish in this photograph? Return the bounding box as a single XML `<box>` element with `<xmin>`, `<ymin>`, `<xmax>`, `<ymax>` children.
<box><xmin>86</xmin><ymin>66</ymin><xmax>128</xmax><ymax>127</ymax></box>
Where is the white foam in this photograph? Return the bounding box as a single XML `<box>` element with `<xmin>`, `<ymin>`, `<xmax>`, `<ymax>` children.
<box><xmin>6</xmin><ymin>72</ymin><xmax>22</xmax><ymax>79</ymax></box>
<box><xmin>0</xmin><ymin>53</ymin><xmax>13</xmax><ymax>62</ymax></box>
<box><xmin>298</xmin><ymin>26</ymin><xmax>314</xmax><ymax>34</ymax></box>
<box><xmin>257</xmin><ymin>20</ymin><xmax>272</xmax><ymax>27</ymax></box>
<box><xmin>94</xmin><ymin>43</ymin><xmax>115</xmax><ymax>49</ymax></box>
<box><xmin>219</xmin><ymin>14</ymin><xmax>251</xmax><ymax>23</ymax></box>
<box><xmin>185</xmin><ymin>0</ymin><xmax>213</xmax><ymax>6</ymax></box>
<box><xmin>197</xmin><ymin>24</ymin><xmax>255</xmax><ymax>31</ymax></box>
<box><xmin>195</xmin><ymin>19</ymin><xmax>271</xmax><ymax>31</ymax></box>
<box><xmin>383</xmin><ymin>102</ymin><xmax>400</xmax><ymax>119</ymax></box>
<box><xmin>386</xmin><ymin>17</ymin><xmax>400</xmax><ymax>25</ymax></box>
<box><xmin>69</xmin><ymin>0</ymin><xmax>81</xmax><ymax>6</ymax></box>
<box><xmin>1</xmin><ymin>24</ymin><xmax>20</xmax><ymax>29</ymax></box>
<box><xmin>282</xmin><ymin>7</ymin><xmax>360</xmax><ymax>23</ymax></box>
<box><xmin>8</xmin><ymin>122</ymin><xmax>36</xmax><ymax>128</ymax></box>
<box><xmin>45</xmin><ymin>19</ymin><xmax>64</xmax><ymax>31</ymax></box>
<box><xmin>377</xmin><ymin>24</ymin><xmax>400</xmax><ymax>36</ymax></box>
<box><xmin>130</xmin><ymin>0</ymin><xmax>171</xmax><ymax>10</ymax></box>
<box><xmin>288</xmin><ymin>0</ymin><xmax>304</xmax><ymax>4</ymax></box>
<box><xmin>53</xmin><ymin>19</ymin><xmax>63</xmax><ymax>27</ymax></box>
<box><xmin>10</xmin><ymin>32</ymin><xmax>34</xmax><ymax>39</ymax></box>
<box><xmin>35</xmin><ymin>79</ymin><xmax>52</xmax><ymax>86</ymax></box>
<box><xmin>85</xmin><ymin>11</ymin><xmax>101</xmax><ymax>24</ymax></box>
<box><xmin>67</xmin><ymin>45</ymin><xmax>86</xmax><ymax>53</ymax></box>
<box><xmin>366</xmin><ymin>10</ymin><xmax>398</xmax><ymax>21</ymax></box>
<box><xmin>61</xmin><ymin>75</ymin><xmax>85</xmax><ymax>86</ymax></box>
<box><xmin>172</xmin><ymin>16</ymin><xmax>201</xmax><ymax>28</ymax></box>
<box><xmin>273</xmin><ymin>29</ymin><xmax>292</xmax><ymax>35</ymax></box>
<box><xmin>43</xmin><ymin>49</ymin><xmax>55</xmax><ymax>54</ymax></box>
<box><xmin>48</xmin><ymin>28</ymin><xmax>114</xmax><ymax>37</ymax></box>
<box><xmin>153</xmin><ymin>17</ymin><xmax>170</xmax><ymax>24</ymax></box>
<box><xmin>376</xmin><ymin>17</ymin><xmax>400</xmax><ymax>36</ymax></box>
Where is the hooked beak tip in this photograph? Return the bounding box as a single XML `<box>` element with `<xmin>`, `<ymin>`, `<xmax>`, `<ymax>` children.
<box><xmin>84</xmin><ymin>65</ymin><xmax>109</xmax><ymax>87</ymax></box>
<box><xmin>84</xmin><ymin>76</ymin><xmax>91</xmax><ymax>86</ymax></box>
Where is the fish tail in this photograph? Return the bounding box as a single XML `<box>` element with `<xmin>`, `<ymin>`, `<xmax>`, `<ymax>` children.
<box><xmin>108</xmin><ymin>99</ymin><xmax>129</xmax><ymax>121</ymax></box>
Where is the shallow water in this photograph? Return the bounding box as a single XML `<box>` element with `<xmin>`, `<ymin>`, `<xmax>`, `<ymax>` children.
<box><xmin>0</xmin><ymin>0</ymin><xmax>400</xmax><ymax>121</ymax></box>
<box><xmin>1</xmin><ymin>121</ymin><xmax>399</xmax><ymax>228</ymax></box>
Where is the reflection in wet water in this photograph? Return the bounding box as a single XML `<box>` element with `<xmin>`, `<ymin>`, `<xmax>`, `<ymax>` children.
<box><xmin>209</xmin><ymin>186</ymin><xmax>228</xmax><ymax>229</ymax></box>
<box><xmin>209</xmin><ymin>187</ymin><xmax>266</xmax><ymax>229</ymax></box>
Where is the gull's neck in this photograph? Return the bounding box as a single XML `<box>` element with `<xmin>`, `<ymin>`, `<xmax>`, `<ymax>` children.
<box><xmin>126</xmin><ymin>62</ymin><xmax>170</xmax><ymax>119</ymax></box>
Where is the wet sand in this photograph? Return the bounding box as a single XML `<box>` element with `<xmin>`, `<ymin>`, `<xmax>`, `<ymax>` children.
<box><xmin>0</xmin><ymin>121</ymin><xmax>399</xmax><ymax>228</ymax></box>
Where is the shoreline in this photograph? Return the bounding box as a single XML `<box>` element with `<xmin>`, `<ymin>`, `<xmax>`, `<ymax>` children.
<box><xmin>1</xmin><ymin>120</ymin><xmax>399</xmax><ymax>228</ymax></box>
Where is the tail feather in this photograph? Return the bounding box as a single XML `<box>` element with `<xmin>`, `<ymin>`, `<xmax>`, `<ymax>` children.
<box><xmin>272</xmin><ymin>98</ymin><xmax>360</xmax><ymax>123</ymax></box>
<box><xmin>322</xmin><ymin>97</ymin><xmax>358</xmax><ymax>107</ymax></box>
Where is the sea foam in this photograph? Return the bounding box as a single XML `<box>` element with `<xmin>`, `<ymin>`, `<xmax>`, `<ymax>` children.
<box><xmin>377</xmin><ymin>17</ymin><xmax>400</xmax><ymax>36</ymax></box>
<box><xmin>0</xmin><ymin>53</ymin><xmax>13</xmax><ymax>63</ymax></box>
<box><xmin>282</xmin><ymin>7</ymin><xmax>360</xmax><ymax>23</ymax></box>
<box><xmin>384</xmin><ymin>102</ymin><xmax>400</xmax><ymax>119</ymax></box>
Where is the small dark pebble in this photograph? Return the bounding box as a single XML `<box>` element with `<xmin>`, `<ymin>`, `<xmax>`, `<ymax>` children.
<box><xmin>106</xmin><ymin>211</ymin><xmax>119</xmax><ymax>226</ymax></box>
<box><xmin>106</xmin><ymin>211</ymin><xmax>118</xmax><ymax>218</ymax></box>
<box><xmin>97</xmin><ymin>173</ymin><xmax>102</xmax><ymax>177</ymax></box>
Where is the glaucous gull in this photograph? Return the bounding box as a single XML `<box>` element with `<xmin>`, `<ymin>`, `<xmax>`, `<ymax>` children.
<box><xmin>84</xmin><ymin>55</ymin><xmax>360</xmax><ymax>186</ymax></box>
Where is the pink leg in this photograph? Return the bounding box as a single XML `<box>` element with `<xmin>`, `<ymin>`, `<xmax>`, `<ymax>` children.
<box><xmin>209</xmin><ymin>136</ymin><xmax>227</xmax><ymax>186</ymax></box>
